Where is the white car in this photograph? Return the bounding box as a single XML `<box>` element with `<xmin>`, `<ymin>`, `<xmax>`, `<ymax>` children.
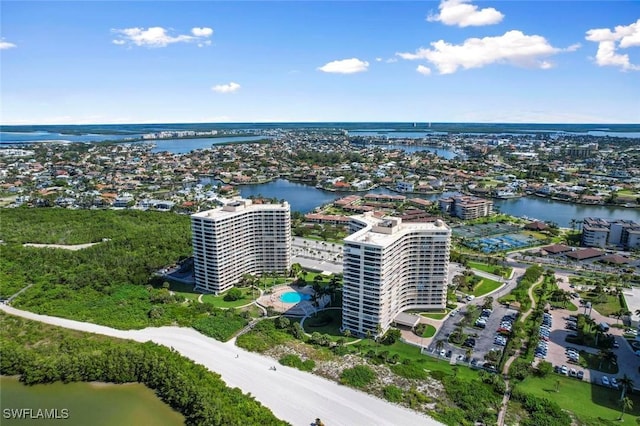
<box><xmin>611</xmin><ymin>378</ymin><xmax>619</xmax><ymax>389</ymax></box>
<box><xmin>602</xmin><ymin>376</ymin><xmax>610</xmax><ymax>387</ymax></box>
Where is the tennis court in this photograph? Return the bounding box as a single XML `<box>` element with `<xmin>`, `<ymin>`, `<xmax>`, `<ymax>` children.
<box><xmin>464</xmin><ymin>233</ymin><xmax>539</xmax><ymax>253</ymax></box>
<box><xmin>453</xmin><ymin>223</ymin><xmax>521</xmax><ymax>239</ymax></box>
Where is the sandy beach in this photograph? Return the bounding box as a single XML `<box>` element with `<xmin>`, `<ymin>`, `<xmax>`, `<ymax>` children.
<box><xmin>0</xmin><ymin>304</ymin><xmax>443</xmax><ymax>426</ymax></box>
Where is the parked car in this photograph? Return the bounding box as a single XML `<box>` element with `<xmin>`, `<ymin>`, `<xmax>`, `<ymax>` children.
<box><xmin>611</xmin><ymin>377</ymin><xmax>619</xmax><ymax>389</ymax></box>
<box><xmin>602</xmin><ymin>376</ymin><xmax>610</xmax><ymax>386</ymax></box>
<box><xmin>560</xmin><ymin>365</ymin><xmax>568</xmax><ymax>375</ymax></box>
<box><xmin>577</xmin><ymin>370</ymin><xmax>584</xmax><ymax>380</ymax></box>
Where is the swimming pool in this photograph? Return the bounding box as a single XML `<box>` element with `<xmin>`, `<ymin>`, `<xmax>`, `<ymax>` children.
<box><xmin>280</xmin><ymin>292</ymin><xmax>312</xmax><ymax>303</ymax></box>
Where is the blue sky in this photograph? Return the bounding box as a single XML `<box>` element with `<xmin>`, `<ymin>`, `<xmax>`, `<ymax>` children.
<box><xmin>1</xmin><ymin>1</ymin><xmax>639</xmax><ymax>124</ymax></box>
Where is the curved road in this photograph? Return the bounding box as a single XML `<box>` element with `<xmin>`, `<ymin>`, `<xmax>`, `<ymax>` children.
<box><xmin>0</xmin><ymin>305</ymin><xmax>442</xmax><ymax>426</ymax></box>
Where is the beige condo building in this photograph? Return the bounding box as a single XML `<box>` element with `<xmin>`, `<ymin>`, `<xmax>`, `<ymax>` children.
<box><xmin>191</xmin><ymin>199</ymin><xmax>291</xmax><ymax>294</ymax></box>
<box><xmin>342</xmin><ymin>213</ymin><xmax>451</xmax><ymax>337</ymax></box>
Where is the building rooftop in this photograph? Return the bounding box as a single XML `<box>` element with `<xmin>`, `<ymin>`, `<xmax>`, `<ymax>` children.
<box><xmin>192</xmin><ymin>198</ymin><xmax>289</xmax><ymax>220</ymax></box>
<box><xmin>345</xmin><ymin>212</ymin><xmax>450</xmax><ymax>248</ymax></box>
<box><xmin>543</xmin><ymin>244</ymin><xmax>572</xmax><ymax>254</ymax></box>
<box><xmin>565</xmin><ymin>248</ymin><xmax>604</xmax><ymax>260</ymax></box>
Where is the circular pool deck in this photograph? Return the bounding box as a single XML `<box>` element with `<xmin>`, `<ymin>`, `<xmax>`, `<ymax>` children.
<box><xmin>258</xmin><ymin>284</ymin><xmax>316</xmax><ymax>316</ymax></box>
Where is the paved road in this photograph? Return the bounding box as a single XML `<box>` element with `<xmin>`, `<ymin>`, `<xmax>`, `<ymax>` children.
<box><xmin>0</xmin><ymin>304</ymin><xmax>442</xmax><ymax>426</ymax></box>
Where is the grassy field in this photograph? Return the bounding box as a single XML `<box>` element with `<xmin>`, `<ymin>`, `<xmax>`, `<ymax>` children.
<box><xmin>303</xmin><ymin>309</ymin><xmax>358</xmax><ymax>342</ymax></box>
<box><xmin>517</xmin><ymin>375</ymin><xmax>640</xmax><ymax>423</ymax></box>
<box><xmin>201</xmin><ymin>288</ymin><xmax>256</xmax><ymax>308</ymax></box>
<box><xmin>472</xmin><ymin>278</ymin><xmax>503</xmax><ymax>296</ymax></box>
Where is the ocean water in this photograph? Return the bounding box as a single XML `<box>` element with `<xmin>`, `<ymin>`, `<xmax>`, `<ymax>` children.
<box><xmin>2</xmin><ymin>122</ymin><xmax>640</xmax><ymax>141</ymax></box>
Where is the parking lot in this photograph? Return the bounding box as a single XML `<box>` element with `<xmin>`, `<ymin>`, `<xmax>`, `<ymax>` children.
<box><xmin>428</xmin><ymin>300</ymin><xmax>518</xmax><ymax>368</ymax></box>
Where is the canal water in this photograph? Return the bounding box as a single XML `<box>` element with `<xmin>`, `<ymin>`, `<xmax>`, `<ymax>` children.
<box><xmin>206</xmin><ymin>178</ymin><xmax>639</xmax><ymax>227</ymax></box>
<box><xmin>0</xmin><ymin>376</ymin><xmax>184</xmax><ymax>426</ymax></box>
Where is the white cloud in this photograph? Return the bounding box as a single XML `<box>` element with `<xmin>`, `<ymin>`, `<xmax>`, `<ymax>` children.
<box><xmin>192</xmin><ymin>27</ymin><xmax>213</xmax><ymax>37</ymax></box>
<box><xmin>318</xmin><ymin>58</ymin><xmax>369</xmax><ymax>74</ymax></box>
<box><xmin>0</xmin><ymin>40</ymin><xmax>17</xmax><ymax>50</ymax></box>
<box><xmin>211</xmin><ymin>82</ymin><xmax>241</xmax><ymax>93</ymax></box>
<box><xmin>540</xmin><ymin>61</ymin><xmax>554</xmax><ymax>70</ymax></box>
<box><xmin>427</xmin><ymin>0</ymin><xmax>504</xmax><ymax>27</ymax></box>
<box><xmin>397</xmin><ymin>30</ymin><xmax>565</xmax><ymax>74</ymax></box>
<box><xmin>417</xmin><ymin>65</ymin><xmax>432</xmax><ymax>75</ymax></box>
<box><xmin>566</xmin><ymin>43</ymin><xmax>582</xmax><ymax>52</ymax></box>
<box><xmin>586</xmin><ymin>19</ymin><xmax>640</xmax><ymax>71</ymax></box>
<box><xmin>375</xmin><ymin>57</ymin><xmax>383</xmax><ymax>62</ymax></box>
<box><xmin>112</xmin><ymin>26</ymin><xmax>213</xmax><ymax>48</ymax></box>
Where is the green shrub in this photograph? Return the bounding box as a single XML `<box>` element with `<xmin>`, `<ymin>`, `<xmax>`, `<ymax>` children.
<box><xmin>223</xmin><ymin>288</ymin><xmax>243</xmax><ymax>302</ymax></box>
<box><xmin>236</xmin><ymin>319</ymin><xmax>291</xmax><ymax>352</ymax></box>
<box><xmin>340</xmin><ymin>365</ymin><xmax>376</xmax><ymax>388</ymax></box>
<box><xmin>405</xmin><ymin>386</ymin><xmax>431</xmax><ymax>409</ymax></box>
<box><xmin>390</xmin><ymin>362</ymin><xmax>428</xmax><ymax>379</ymax></box>
<box><xmin>278</xmin><ymin>354</ymin><xmax>315</xmax><ymax>372</ymax></box>
<box><xmin>383</xmin><ymin>385</ymin><xmax>403</xmax><ymax>403</ymax></box>
<box><xmin>511</xmin><ymin>388</ymin><xmax>571</xmax><ymax>426</ymax></box>
<box><xmin>430</xmin><ymin>370</ymin><xmax>446</xmax><ymax>381</ymax></box>
<box><xmin>192</xmin><ymin>312</ymin><xmax>248</xmax><ymax>342</ymax></box>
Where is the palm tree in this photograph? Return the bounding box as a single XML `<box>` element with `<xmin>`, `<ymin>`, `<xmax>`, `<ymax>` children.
<box><xmin>619</xmin><ymin>396</ymin><xmax>633</xmax><ymax>420</ymax></box>
<box><xmin>619</xmin><ymin>374</ymin><xmax>635</xmax><ymax>401</ymax></box>
<box><xmin>598</xmin><ymin>349</ymin><xmax>615</xmax><ymax>370</ymax></box>
<box><xmin>435</xmin><ymin>339</ymin><xmax>446</xmax><ymax>355</ymax></box>
<box><xmin>465</xmin><ymin>348</ymin><xmax>473</xmax><ymax>364</ymax></box>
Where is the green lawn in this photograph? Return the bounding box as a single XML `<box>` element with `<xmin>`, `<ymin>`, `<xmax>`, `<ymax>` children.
<box><xmin>579</xmin><ymin>351</ymin><xmax>619</xmax><ymax>374</ymax></box>
<box><xmin>472</xmin><ymin>278</ymin><xmax>502</xmax><ymax>296</ymax></box>
<box><xmin>257</xmin><ymin>276</ymin><xmax>291</xmax><ymax>289</ymax></box>
<box><xmin>351</xmin><ymin>340</ymin><xmax>479</xmax><ymax>381</ymax></box>
<box><xmin>167</xmin><ymin>281</ymin><xmax>201</xmax><ymax>301</ymax></box>
<box><xmin>468</xmin><ymin>262</ymin><xmax>512</xmax><ymax>278</ymax></box>
<box><xmin>581</xmin><ymin>292</ymin><xmax>624</xmax><ymax>317</ymax></box>
<box><xmin>517</xmin><ymin>375</ymin><xmax>640</xmax><ymax>423</ymax></box>
<box><xmin>201</xmin><ymin>288</ymin><xmax>256</xmax><ymax>308</ymax></box>
<box><xmin>420</xmin><ymin>310</ymin><xmax>450</xmax><ymax>320</ymax></box>
<box><xmin>303</xmin><ymin>309</ymin><xmax>357</xmax><ymax>342</ymax></box>
<box><xmin>550</xmin><ymin>301</ymin><xmax>578</xmax><ymax>312</ymax></box>
<box><xmin>422</xmin><ymin>324</ymin><xmax>436</xmax><ymax>338</ymax></box>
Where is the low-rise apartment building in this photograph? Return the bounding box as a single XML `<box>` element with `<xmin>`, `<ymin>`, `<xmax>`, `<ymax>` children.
<box><xmin>582</xmin><ymin>217</ymin><xmax>640</xmax><ymax>249</ymax></box>
<box><xmin>439</xmin><ymin>195</ymin><xmax>493</xmax><ymax>220</ymax></box>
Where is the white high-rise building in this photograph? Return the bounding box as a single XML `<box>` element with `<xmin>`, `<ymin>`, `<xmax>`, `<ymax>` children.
<box><xmin>191</xmin><ymin>199</ymin><xmax>291</xmax><ymax>294</ymax></box>
<box><xmin>342</xmin><ymin>213</ymin><xmax>451</xmax><ymax>337</ymax></box>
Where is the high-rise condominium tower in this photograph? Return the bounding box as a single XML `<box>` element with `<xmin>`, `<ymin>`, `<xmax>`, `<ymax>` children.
<box><xmin>342</xmin><ymin>213</ymin><xmax>451</xmax><ymax>337</ymax></box>
<box><xmin>191</xmin><ymin>199</ymin><xmax>291</xmax><ymax>294</ymax></box>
